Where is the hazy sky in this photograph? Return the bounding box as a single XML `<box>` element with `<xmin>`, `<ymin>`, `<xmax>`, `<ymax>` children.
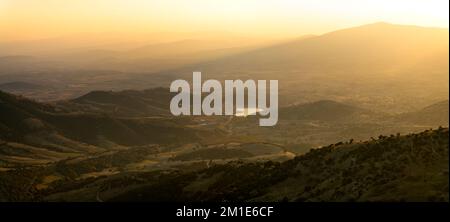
<box><xmin>1</xmin><ymin>0</ymin><xmax>448</xmax><ymax>41</ymax></box>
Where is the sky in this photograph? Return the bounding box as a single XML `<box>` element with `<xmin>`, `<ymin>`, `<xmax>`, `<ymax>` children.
<box><xmin>0</xmin><ymin>0</ymin><xmax>449</xmax><ymax>41</ymax></box>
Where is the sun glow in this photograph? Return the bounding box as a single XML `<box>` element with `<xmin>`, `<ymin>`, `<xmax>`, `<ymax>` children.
<box><xmin>0</xmin><ymin>0</ymin><xmax>448</xmax><ymax>41</ymax></box>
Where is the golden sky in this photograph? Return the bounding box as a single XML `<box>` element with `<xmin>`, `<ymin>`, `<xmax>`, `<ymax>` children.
<box><xmin>0</xmin><ymin>0</ymin><xmax>449</xmax><ymax>41</ymax></box>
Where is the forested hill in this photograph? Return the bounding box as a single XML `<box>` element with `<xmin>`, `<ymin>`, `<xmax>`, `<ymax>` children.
<box><xmin>110</xmin><ymin>127</ymin><xmax>449</xmax><ymax>202</ymax></box>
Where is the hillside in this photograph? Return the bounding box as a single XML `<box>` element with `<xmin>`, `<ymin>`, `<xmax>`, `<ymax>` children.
<box><xmin>68</xmin><ymin>88</ymin><xmax>172</xmax><ymax>117</ymax></box>
<box><xmin>0</xmin><ymin>88</ymin><xmax>448</xmax><ymax>201</ymax></box>
<box><xmin>0</xmin><ymin>90</ymin><xmax>200</xmax><ymax>146</ymax></box>
<box><xmin>66</xmin><ymin>89</ymin><xmax>449</xmax><ymax>149</ymax></box>
<box><xmin>396</xmin><ymin>100</ymin><xmax>449</xmax><ymax>126</ymax></box>
<box><xmin>0</xmin><ymin>90</ymin><xmax>211</xmax><ymax>167</ymax></box>
<box><xmin>106</xmin><ymin>128</ymin><xmax>449</xmax><ymax>202</ymax></box>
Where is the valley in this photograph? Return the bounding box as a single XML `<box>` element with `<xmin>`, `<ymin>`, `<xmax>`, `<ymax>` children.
<box><xmin>0</xmin><ymin>22</ymin><xmax>448</xmax><ymax>202</ymax></box>
<box><xmin>0</xmin><ymin>86</ymin><xmax>448</xmax><ymax>201</ymax></box>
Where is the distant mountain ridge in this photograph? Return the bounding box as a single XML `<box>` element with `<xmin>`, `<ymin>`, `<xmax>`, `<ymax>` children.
<box><xmin>171</xmin><ymin>22</ymin><xmax>448</xmax><ymax>75</ymax></box>
<box><xmin>0</xmin><ymin>23</ymin><xmax>447</xmax><ymax>113</ymax></box>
